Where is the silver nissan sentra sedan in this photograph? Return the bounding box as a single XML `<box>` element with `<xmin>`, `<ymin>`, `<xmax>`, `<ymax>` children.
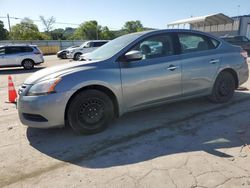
<box><xmin>18</xmin><ymin>29</ymin><xmax>249</xmax><ymax>134</ymax></box>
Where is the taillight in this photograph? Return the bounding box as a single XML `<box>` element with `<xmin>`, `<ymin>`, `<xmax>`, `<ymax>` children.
<box><xmin>34</xmin><ymin>51</ymin><xmax>41</xmax><ymax>55</ymax></box>
<box><xmin>241</xmin><ymin>50</ymin><xmax>248</xmax><ymax>59</ymax></box>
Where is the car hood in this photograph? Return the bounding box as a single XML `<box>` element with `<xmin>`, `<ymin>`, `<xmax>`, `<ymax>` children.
<box><xmin>58</xmin><ymin>47</ymin><xmax>79</xmax><ymax>53</ymax></box>
<box><xmin>24</xmin><ymin>61</ymin><xmax>98</xmax><ymax>85</ymax></box>
<box><xmin>68</xmin><ymin>47</ymin><xmax>82</xmax><ymax>51</ymax></box>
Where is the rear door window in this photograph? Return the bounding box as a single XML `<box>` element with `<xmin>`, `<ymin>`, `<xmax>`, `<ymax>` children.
<box><xmin>21</xmin><ymin>47</ymin><xmax>33</xmax><ymax>52</ymax></box>
<box><xmin>178</xmin><ymin>33</ymin><xmax>215</xmax><ymax>54</ymax></box>
<box><xmin>5</xmin><ymin>47</ymin><xmax>23</xmax><ymax>54</ymax></box>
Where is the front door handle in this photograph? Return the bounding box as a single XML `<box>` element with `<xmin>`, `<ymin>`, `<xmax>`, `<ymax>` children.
<box><xmin>167</xmin><ymin>65</ymin><xmax>179</xmax><ymax>71</ymax></box>
<box><xmin>210</xmin><ymin>59</ymin><xmax>220</xmax><ymax>64</ymax></box>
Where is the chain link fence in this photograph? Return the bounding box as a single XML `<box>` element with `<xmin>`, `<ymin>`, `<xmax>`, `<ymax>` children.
<box><xmin>0</xmin><ymin>40</ymin><xmax>86</xmax><ymax>55</ymax></box>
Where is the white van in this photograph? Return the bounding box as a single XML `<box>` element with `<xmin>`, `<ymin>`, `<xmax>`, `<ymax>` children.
<box><xmin>66</xmin><ymin>40</ymin><xmax>109</xmax><ymax>60</ymax></box>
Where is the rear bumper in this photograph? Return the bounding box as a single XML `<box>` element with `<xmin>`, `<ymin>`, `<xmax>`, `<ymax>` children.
<box><xmin>35</xmin><ymin>61</ymin><xmax>44</xmax><ymax>65</ymax></box>
<box><xmin>238</xmin><ymin>62</ymin><xmax>249</xmax><ymax>86</ymax></box>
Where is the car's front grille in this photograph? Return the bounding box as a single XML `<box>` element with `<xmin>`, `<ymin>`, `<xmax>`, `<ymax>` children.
<box><xmin>23</xmin><ymin>113</ymin><xmax>48</xmax><ymax>122</ymax></box>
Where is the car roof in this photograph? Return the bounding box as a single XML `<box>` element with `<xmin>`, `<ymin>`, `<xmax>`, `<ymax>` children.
<box><xmin>87</xmin><ymin>40</ymin><xmax>110</xmax><ymax>42</ymax></box>
<box><xmin>221</xmin><ymin>35</ymin><xmax>245</xmax><ymax>38</ymax></box>
<box><xmin>131</xmin><ymin>29</ymin><xmax>221</xmax><ymax>41</ymax></box>
<box><xmin>0</xmin><ymin>44</ymin><xmax>37</xmax><ymax>47</ymax></box>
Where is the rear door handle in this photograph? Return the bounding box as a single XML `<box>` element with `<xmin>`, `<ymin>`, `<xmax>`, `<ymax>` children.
<box><xmin>167</xmin><ymin>65</ymin><xmax>179</xmax><ymax>71</ymax></box>
<box><xmin>210</xmin><ymin>59</ymin><xmax>220</xmax><ymax>64</ymax></box>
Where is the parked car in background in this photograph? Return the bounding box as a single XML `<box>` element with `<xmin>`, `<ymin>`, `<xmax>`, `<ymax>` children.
<box><xmin>221</xmin><ymin>35</ymin><xmax>250</xmax><ymax>54</ymax></box>
<box><xmin>0</xmin><ymin>44</ymin><xmax>44</xmax><ymax>70</ymax></box>
<box><xmin>79</xmin><ymin>52</ymin><xmax>91</xmax><ymax>61</ymax></box>
<box><xmin>57</xmin><ymin>45</ymin><xmax>79</xmax><ymax>59</ymax></box>
<box><xmin>66</xmin><ymin>40</ymin><xmax>109</xmax><ymax>60</ymax></box>
<box><xmin>18</xmin><ymin>29</ymin><xmax>249</xmax><ymax>134</ymax></box>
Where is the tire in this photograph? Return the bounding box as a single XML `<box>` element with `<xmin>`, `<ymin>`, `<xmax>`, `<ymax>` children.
<box><xmin>73</xmin><ymin>53</ymin><xmax>82</xmax><ymax>61</ymax></box>
<box><xmin>209</xmin><ymin>71</ymin><xmax>236</xmax><ymax>103</ymax></box>
<box><xmin>62</xmin><ymin>54</ymin><xmax>67</xmax><ymax>59</ymax></box>
<box><xmin>22</xmin><ymin>59</ymin><xmax>34</xmax><ymax>70</ymax></box>
<box><xmin>67</xmin><ymin>90</ymin><xmax>114</xmax><ymax>134</ymax></box>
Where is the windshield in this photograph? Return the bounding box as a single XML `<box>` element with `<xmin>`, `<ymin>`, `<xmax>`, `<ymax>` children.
<box><xmin>86</xmin><ymin>33</ymin><xmax>143</xmax><ymax>61</ymax></box>
<box><xmin>80</xmin><ymin>42</ymin><xmax>88</xmax><ymax>48</ymax></box>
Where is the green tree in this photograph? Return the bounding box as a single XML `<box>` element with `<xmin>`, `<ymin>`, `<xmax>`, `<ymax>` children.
<box><xmin>63</xmin><ymin>27</ymin><xmax>76</xmax><ymax>39</ymax></box>
<box><xmin>10</xmin><ymin>18</ymin><xmax>48</xmax><ymax>40</ymax></box>
<box><xmin>123</xmin><ymin>20</ymin><xmax>144</xmax><ymax>33</ymax></box>
<box><xmin>73</xmin><ymin>20</ymin><xmax>101</xmax><ymax>40</ymax></box>
<box><xmin>0</xmin><ymin>20</ymin><xmax>8</xmax><ymax>40</ymax></box>
<box><xmin>100</xmin><ymin>26</ymin><xmax>115</xmax><ymax>40</ymax></box>
<box><xmin>51</xmin><ymin>28</ymin><xmax>66</xmax><ymax>40</ymax></box>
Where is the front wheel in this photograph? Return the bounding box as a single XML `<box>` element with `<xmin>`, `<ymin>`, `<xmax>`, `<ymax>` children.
<box><xmin>209</xmin><ymin>71</ymin><xmax>236</xmax><ymax>103</ymax></box>
<box><xmin>73</xmin><ymin>53</ymin><xmax>82</xmax><ymax>61</ymax></box>
<box><xmin>67</xmin><ymin>90</ymin><xmax>114</xmax><ymax>134</ymax></box>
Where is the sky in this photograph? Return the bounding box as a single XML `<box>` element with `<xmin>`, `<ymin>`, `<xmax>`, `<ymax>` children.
<box><xmin>0</xmin><ymin>0</ymin><xmax>250</xmax><ymax>31</ymax></box>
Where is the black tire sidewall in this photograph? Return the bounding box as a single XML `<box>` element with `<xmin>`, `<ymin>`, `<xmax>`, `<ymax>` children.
<box><xmin>74</xmin><ymin>53</ymin><xmax>81</xmax><ymax>61</ymax></box>
<box><xmin>23</xmin><ymin>60</ymin><xmax>34</xmax><ymax>70</ymax></box>
<box><xmin>210</xmin><ymin>72</ymin><xmax>235</xmax><ymax>103</ymax></box>
<box><xmin>67</xmin><ymin>90</ymin><xmax>114</xmax><ymax>134</ymax></box>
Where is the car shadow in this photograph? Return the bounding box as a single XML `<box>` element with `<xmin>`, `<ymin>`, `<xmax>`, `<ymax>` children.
<box><xmin>0</xmin><ymin>67</ymin><xmax>45</xmax><ymax>75</ymax></box>
<box><xmin>27</xmin><ymin>91</ymin><xmax>250</xmax><ymax>169</ymax></box>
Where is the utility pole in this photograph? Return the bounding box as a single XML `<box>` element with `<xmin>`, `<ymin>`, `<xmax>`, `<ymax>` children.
<box><xmin>7</xmin><ymin>14</ymin><xmax>11</xmax><ymax>32</ymax></box>
<box><xmin>237</xmin><ymin>5</ymin><xmax>241</xmax><ymax>17</ymax></box>
<box><xmin>96</xmin><ymin>26</ymin><xmax>99</xmax><ymax>40</ymax></box>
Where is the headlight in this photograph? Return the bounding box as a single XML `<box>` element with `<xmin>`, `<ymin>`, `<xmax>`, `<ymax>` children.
<box><xmin>27</xmin><ymin>77</ymin><xmax>62</xmax><ymax>96</ymax></box>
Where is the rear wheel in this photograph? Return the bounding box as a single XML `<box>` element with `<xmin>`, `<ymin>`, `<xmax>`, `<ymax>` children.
<box><xmin>22</xmin><ymin>59</ymin><xmax>34</xmax><ymax>70</ymax></box>
<box><xmin>209</xmin><ymin>71</ymin><xmax>236</xmax><ymax>103</ymax></box>
<box><xmin>67</xmin><ymin>90</ymin><xmax>114</xmax><ymax>134</ymax></box>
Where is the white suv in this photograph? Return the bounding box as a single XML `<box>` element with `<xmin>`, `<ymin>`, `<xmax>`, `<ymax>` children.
<box><xmin>66</xmin><ymin>40</ymin><xmax>109</xmax><ymax>60</ymax></box>
<box><xmin>0</xmin><ymin>45</ymin><xmax>44</xmax><ymax>70</ymax></box>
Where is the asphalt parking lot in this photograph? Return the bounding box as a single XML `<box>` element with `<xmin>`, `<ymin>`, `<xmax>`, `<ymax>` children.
<box><xmin>1</xmin><ymin>56</ymin><xmax>250</xmax><ymax>188</ymax></box>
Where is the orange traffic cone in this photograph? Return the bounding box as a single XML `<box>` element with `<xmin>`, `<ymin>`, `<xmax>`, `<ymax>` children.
<box><xmin>7</xmin><ymin>75</ymin><xmax>17</xmax><ymax>103</ymax></box>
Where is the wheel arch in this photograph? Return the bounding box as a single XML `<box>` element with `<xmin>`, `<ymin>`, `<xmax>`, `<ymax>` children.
<box><xmin>64</xmin><ymin>84</ymin><xmax>120</xmax><ymax>124</ymax></box>
<box><xmin>74</xmin><ymin>52</ymin><xmax>83</xmax><ymax>58</ymax></box>
<box><xmin>21</xmin><ymin>58</ymin><xmax>35</xmax><ymax>66</ymax></box>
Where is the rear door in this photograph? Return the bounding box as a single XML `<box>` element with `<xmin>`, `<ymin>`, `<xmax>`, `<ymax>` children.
<box><xmin>177</xmin><ymin>33</ymin><xmax>220</xmax><ymax>96</ymax></box>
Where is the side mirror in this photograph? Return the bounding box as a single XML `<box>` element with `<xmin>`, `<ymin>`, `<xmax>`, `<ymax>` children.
<box><xmin>125</xmin><ymin>50</ymin><xmax>143</xmax><ymax>61</ymax></box>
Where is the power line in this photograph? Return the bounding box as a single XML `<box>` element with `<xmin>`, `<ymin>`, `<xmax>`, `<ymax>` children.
<box><xmin>0</xmin><ymin>16</ymin><xmax>81</xmax><ymax>26</ymax></box>
<box><xmin>0</xmin><ymin>15</ymin><xmax>121</xmax><ymax>30</ymax></box>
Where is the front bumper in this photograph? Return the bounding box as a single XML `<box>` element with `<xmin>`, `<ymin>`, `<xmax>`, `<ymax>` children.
<box><xmin>18</xmin><ymin>91</ymin><xmax>73</xmax><ymax>128</ymax></box>
<box><xmin>57</xmin><ymin>51</ymin><xmax>67</xmax><ymax>59</ymax></box>
<box><xmin>66</xmin><ymin>53</ymin><xmax>74</xmax><ymax>59</ymax></box>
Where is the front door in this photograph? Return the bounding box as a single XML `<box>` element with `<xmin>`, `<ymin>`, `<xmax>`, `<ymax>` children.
<box><xmin>120</xmin><ymin>33</ymin><xmax>182</xmax><ymax>111</ymax></box>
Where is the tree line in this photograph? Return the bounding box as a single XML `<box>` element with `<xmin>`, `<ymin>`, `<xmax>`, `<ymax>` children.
<box><xmin>0</xmin><ymin>16</ymin><xmax>152</xmax><ymax>40</ymax></box>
